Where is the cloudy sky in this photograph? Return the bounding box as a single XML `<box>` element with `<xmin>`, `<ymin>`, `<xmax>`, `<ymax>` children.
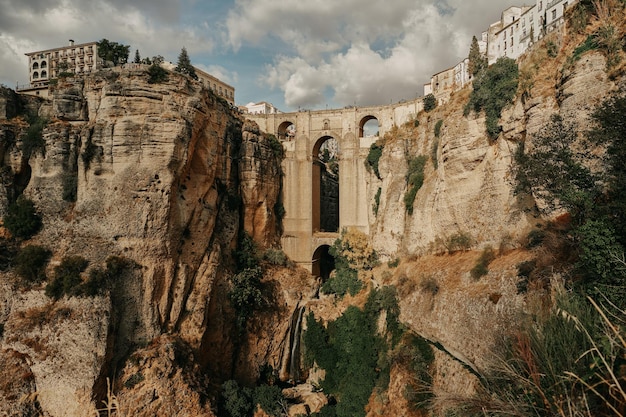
<box><xmin>0</xmin><ymin>0</ymin><xmax>520</xmax><ymax>111</ymax></box>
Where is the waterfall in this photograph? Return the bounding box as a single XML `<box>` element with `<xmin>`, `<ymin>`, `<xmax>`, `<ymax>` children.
<box><xmin>279</xmin><ymin>304</ymin><xmax>306</xmax><ymax>383</ymax></box>
<box><xmin>288</xmin><ymin>305</ymin><xmax>306</xmax><ymax>383</ymax></box>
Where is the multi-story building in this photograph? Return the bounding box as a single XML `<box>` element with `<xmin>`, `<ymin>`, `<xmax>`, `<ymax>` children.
<box><xmin>425</xmin><ymin>0</ymin><xmax>578</xmax><ymax>101</ymax></box>
<box><xmin>21</xmin><ymin>40</ymin><xmax>101</xmax><ymax>97</ymax></box>
<box><xmin>240</xmin><ymin>101</ymin><xmax>281</xmax><ymax>115</ymax></box>
<box><xmin>155</xmin><ymin>61</ymin><xmax>237</xmax><ymax>106</ymax></box>
<box><xmin>194</xmin><ymin>66</ymin><xmax>236</xmax><ymax>106</ymax></box>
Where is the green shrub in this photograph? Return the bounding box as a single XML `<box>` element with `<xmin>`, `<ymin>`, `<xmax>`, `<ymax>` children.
<box><xmin>263</xmin><ymin>248</ymin><xmax>288</xmax><ymax>266</ymax></box>
<box><xmin>434</xmin><ymin>119</ymin><xmax>443</xmax><ymax>138</ymax></box>
<box><xmin>220</xmin><ymin>380</ymin><xmax>253</xmax><ymax>417</ymax></box>
<box><xmin>22</xmin><ymin>116</ymin><xmax>47</xmax><ymax>158</ymax></box>
<box><xmin>147</xmin><ymin>63</ymin><xmax>168</xmax><ymax>84</ymax></box>
<box><xmin>546</xmin><ymin>40</ymin><xmax>559</xmax><ymax>57</ymax></box>
<box><xmin>14</xmin><ymin>245</ymin><xmax>51</xmax><ymax>284</ymax></box>
<box><xmin>235</xmin><ymin>232</ymin><xmax>260</xmax><ymax>271</ymax></box>
<box><xmin>444</xmin><ymin>232</ymin><xmax>473</xmax><ymax>253</ymax></box>
<box><xmin>366</xmin><ymin>142</ymin><xmax>384</xmax><ymax>180</ymax></box>
<box><xmin>81</xmin><ymin>256</ymin><xmax>134</xmax><ymax>296</ymax></box>
<box><xmin>252</xmin><ymin>384</ymin><xmax>284</xmax><ymax>417</ymax></box>
<box><xmin>0</xmin><ymin>239</ymin><xmax>18</xmax><ymax>271</ymax></box>
<box><xmin>306</xmin><ymin>288</ymin><xmax>430</xmax><ymax>417</ymax></box>
<box><xmin>404</xmin><ymin>155</ymin><xmax>428</xmax><ymax>215</ymax></box>
<box><xmin>470</xmin><ymin>247</ymin><xmax>495</xmax><ymax>280</ymax></box>
<box><xmin>45</xmin><ymin>255</ymin><xmax>89</xmax><ymax>299</ymax></box>
<box><xmin>423</xmin><ymin>94</ymin><xmax>437</xmax><ymax>112</ymax></box>
<box><xmin>4</xmin><ymin>196</ymin><xmax>42</xmax><ymax>239</ymax></box>
<box><xmin>419</xmin><ymin>275</ymin><xmax>439</xmax><ymax>295</ymax></box>
<box><xmin>305</xmin><ymin>306</ymin><xmax>379</xmax><ymax>417</ymax></box>
<box><xmin>229</xmin><ymin>267</ymin><xmax>264</xmax><ymax>330</ymax></box>
<box><xmin>321</xmin><ymin>266</ymin><xmax>362</xmax><ymax>297</ymax></box>
<box><xmin>387</xmin><ymin>258</ymin><xmax>399</xmax><ymax>268</ymax></box>
<box><xmin>372</xmin><ymin>187</ymin><xmax>381</xmax><ymax>216</ymax></box>
<box><xmin>266</xmin><ymin>134</ymin><xmax>284</xmax><ymax>159</ymax></box>
<box><xmin>431</xmin><ymin>138</ymin><xmax>439</xmax><ymax>169</ymax></box>
<box><xmin>465</xmin><ymin>57</ymin><xmax>518</xmax><ymax>140</ymax></box>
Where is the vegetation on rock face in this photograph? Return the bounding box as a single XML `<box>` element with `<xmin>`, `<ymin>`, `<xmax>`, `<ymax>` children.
<box><xmin>423</xmin><ymin>93</ymin><xmax>437</xmax><ymax>112</ymax></box>
<box><xmin>96</xmin><ymin>39</ymin><xmax>130</xmax><ymax>66</ymax></box>
<box><xmin>229</xmin><ymin>267</ymin><xmax>264</xmax><ymax>330</ymax></box>
<box><xmin>22</xmin><ymin>116</ymin><xmax>47</xmax><ymax>158</ymax></box>
<box><xmin>175</xmin><ymin>47</ymin><xmax>198</xmax><ymax>80</ymax></box>
<box><xmin>464</xmin><ymin>57</ymin><xmax>519</xmax><ymax>140</ymax></box>
<box><xmin>219</xmin><ymin>379</ymin><xmax>285</xmax><ymax>417</ymax></box>
<box><xmin>468</xmin><ymin>35</ymin><xmax>487</xmax><ymax>77</ymax></box>
<box><xmin>404</xmin><ymin>155</ymin><xmax>428</xmax><ymax>215</ymax></box>
<box><xmin>366</xmin><ymin>141</ymin><xmax>384</xmax><ymax>180</ymax></box>
<box><xmin>452</xmin><ymin>293</ymin><xmax>624</xmax><ymax>417</ymax></box>
<box><xmin>514</xmin><ymin>91</ymin><xmax>626</xmax><ymax>308</ymax></box>
<box><xmin>14</xmin><ymin>245</ymin><xmax>51</xmax><ymax>284</ymax></box>
<box><xmin>373</xmin><ymin>187</ymin><xmax>382</xmax><ymax>216</ymax></box>
<box><xmin>45</xmin><ymin>255</ymin><xmax>89</xmax><ymax>299</ymax></box>
<box><xmin>44</xmin><ymin>255</ymin><xmax>133</xmax><ymax>299</ymax></box>
<box><xmin>305</xmin><ymin>287</ymin><xmax>433</xmax><ymax>417</ymax></box>
<box><xmin>4</xmin><ymin>196</ymin><xmax>42</xmax><ymax>239</ymax></box>
<box><xmin>321</xmin><ymin>229</ymin><xmax>378</xmax><ymax>297</ymax></box>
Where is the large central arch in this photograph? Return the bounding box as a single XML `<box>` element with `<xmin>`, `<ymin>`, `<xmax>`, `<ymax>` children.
<box><xmin>312</xmin><ymin>136</ymin><xmax>339</xmax><ymax>233</ymax></box>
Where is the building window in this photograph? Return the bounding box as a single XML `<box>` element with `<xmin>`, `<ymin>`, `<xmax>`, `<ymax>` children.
<box><xmin>33</xmin><ymin>62</ymin><xmax>39</xmax><ymax>70</ymax></box>
<box><xmin>41</xmin><ymin>61</ymin><xmax>47</xmax><ymax>68</ymax></box>
<box><xmin>552</xmin><ymin>9</ymin><xmax>557</xmax><ymax>20</ymax></box>
<box><xmin>539</xmin><ymin>1</ymin><xmax>542</xmax><ymax>11</ymax></box>
<box><xmin>41</xmin><ymin>70</ymin><xmax>47</xmax><ymax>78</ymax></box>
<box><xmin>33</xmin><ymin>72</ymin><xmax>39</xmax><ymax>79</ymax></box>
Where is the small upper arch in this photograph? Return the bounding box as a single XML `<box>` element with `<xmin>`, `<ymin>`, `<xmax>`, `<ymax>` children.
<box><xmin>278</xmin><ymin>120</ymin><xmax>296</xmax><ymax>141</ymax></box>
<box><xmin>359</xmin><ymin>115</ymin><xmax>380</xmax><ymax>138</ymax></box>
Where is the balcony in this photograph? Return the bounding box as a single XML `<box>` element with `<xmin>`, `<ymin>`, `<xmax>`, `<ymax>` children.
<box><xmin>547</xmin><ymin>0</ymin><xmax>561</xmax><ymax>9</ymax></box>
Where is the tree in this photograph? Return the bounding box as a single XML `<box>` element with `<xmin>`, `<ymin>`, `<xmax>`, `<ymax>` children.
<box><xmin>423</xmin><ymin>93</ymin><xmax>437</xmax><ymax>112</ymax></box>
<box><xmin>133</xmin><ymin>49</ymin><xmax>141</xmax><ymax>64</ymax></box>
<box><xmin>4</xmin><ymin>196</ymin><xmax>42</xmax><ymax>239</ymax></box>
<box><xmin>468</xmin><ymin>35</ymin><xmax>487</xmax><ymax>77</ymax></box>
<box><xmin>464</xmin><ymin>57</ymin><xmax>518</xmax><ymax>139</ymax></box>
<box><xmin>96</xmin><ymin>39</ymin><xmax>130</xmax><ymax>66</ymax></box>
<box><xmin>175</xmin><ymin>47</ymin><xmax>198</xmax><ymax>80</ymax></box>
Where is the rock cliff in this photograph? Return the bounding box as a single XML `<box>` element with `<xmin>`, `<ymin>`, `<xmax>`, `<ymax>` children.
<box><xmin>0</xmin><ymin>66</ymin><xmax>289</xmax><ymax>416</ymax></box>
<box><xmin>0</xmin><ymin>14</ymin><xmax>623</xmax><ymax>417</ymax></box>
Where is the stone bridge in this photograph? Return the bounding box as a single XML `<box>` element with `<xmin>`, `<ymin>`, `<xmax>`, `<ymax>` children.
<box><xmin>247</xmin><ymin>99</ymin><xmax>423</xmax><ymax>275</ymax></box>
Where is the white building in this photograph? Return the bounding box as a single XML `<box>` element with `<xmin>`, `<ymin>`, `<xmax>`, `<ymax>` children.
<box><xmin>240</xmin><ymin>101</ymin><xmax>281</xmax><ymax>115</ymax></box>
<box><xmin>21</xmin><ymin>40</ymin><xmax>101</xmax><ymax>97</ymax></box>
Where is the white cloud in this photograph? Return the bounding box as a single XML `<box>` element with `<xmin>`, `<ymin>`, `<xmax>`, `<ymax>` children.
<box><xmin>230</xmin><ymin>0</ymin><xmax>521</xmax><ymax>109</ymax></box>
<box><xmin>0</xmin><ymin>0</ymin><xmax>214</xmax><ymax>87</ymax></box>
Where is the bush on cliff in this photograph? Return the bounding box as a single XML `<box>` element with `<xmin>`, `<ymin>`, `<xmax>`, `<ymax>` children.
<box><xmin>14</xmin><ymin>245</ymin><xmax>52</xmax><ymax>284</ymax></box>
<box><xmin>4</xmin><ymin>196</ymin><xmax>42</xmax><ymax>239</ymax></box>
<box><xmin>464</xmin><ymin>57</ymin><xmax>519</xmax><ymax>140</ymax></box>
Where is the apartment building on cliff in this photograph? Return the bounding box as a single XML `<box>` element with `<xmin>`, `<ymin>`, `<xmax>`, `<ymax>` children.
<box><xmin>426</xmin><ymin>0</ymin><xmax>577</xmax><ymax>101</ymax></box>
<box><xmin>21</xmin><ymin>40</ymin><xmax>101</xmax><ymax>97</ymax></box>
<box><xmin>21</xmin><ymin>40</ymin><xmax>235</xmax><ymax>105</ymax></box>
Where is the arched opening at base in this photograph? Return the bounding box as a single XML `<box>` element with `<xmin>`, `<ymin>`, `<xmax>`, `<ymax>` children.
<box><xmin>312</xmin><ymin>245</ymin><xmax>335</xmax><ymax>281</ymax></box>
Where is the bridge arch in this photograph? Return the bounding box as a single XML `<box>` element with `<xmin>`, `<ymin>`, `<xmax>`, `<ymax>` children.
<box><xmin>359</xmin><ymin>115</ymin><xmax>380</xmax><ymax>138</ymax></box>
<box><xmin>277</xmin><ymin>120</ymin><xmax>296</xmax><ymax>141</ymax></box>
<box><xmin>312</xmin><ymin>135</ymin><xmax>339</xmax><ymax>233</ymax></box>
<box><xmin>312</xmin><ymin>245</ymin><xmax>335</xmax><ymax>280</ymax></box>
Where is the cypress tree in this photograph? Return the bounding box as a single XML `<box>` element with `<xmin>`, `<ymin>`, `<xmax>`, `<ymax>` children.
<box><xmin>468</xmin><ymin>35</ymin><xmax>487</xmax><ymax>77</ymax></box>
<box><xmin>175</xmin><ymin>47</ymin><xmax>198</xmax><ymax>80</ymax></box>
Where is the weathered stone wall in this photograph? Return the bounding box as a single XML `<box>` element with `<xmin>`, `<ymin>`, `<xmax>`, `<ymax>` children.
<box><xmin>0</xmin><ymin>67</ymin><xmax>286</xmax><ymax>416</ymax></box>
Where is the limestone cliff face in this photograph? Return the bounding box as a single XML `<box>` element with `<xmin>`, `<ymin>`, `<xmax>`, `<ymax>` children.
<box><xmin>0</xmin><ymin>67</ymin><xmax>284</xmax><ymax>416</ymax></box>
<box><xmin>366</xmin><ymin>48</ymin><xmax>620</xmax><ymax>406</ymax></box>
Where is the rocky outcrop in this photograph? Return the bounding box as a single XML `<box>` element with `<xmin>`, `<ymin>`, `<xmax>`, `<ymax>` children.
<box><xmin>0</xmin><ymin>67</ymin><xmax>286</xmax><ymax>416</ymax></box>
